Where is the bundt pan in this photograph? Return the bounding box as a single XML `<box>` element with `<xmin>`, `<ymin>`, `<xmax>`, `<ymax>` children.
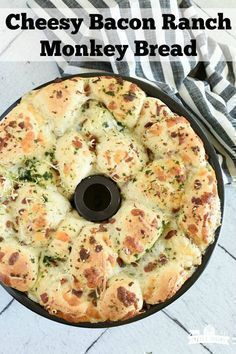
<box><xmin>0</xmin><ymin>73</ymin><xmax>224</xmax><ymax>328</ymax></box>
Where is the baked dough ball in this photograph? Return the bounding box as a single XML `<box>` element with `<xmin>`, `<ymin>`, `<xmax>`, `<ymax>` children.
<box><xmin>108</xmin><ymin>201</ymin><xmax>163</xmax><ymax>263</ymax></box>
<box><xmin>88</xmin><ymin>76</ymin><xmax>146</xmax><ymax>128</ymax></box>
<box><xmin>0</xmin><ymin>239</ymin><xmax>39</xmax><ymax>291</ymax></box>
<box><xmin>98</xmin><ymin>274</ymin><xmax>143</xmax><ymax>321</ymax></box>
<box><xmin>140</xmin><ymin>115</ymin><xmax>206</xmax><ymax>167</ymax></box>
<box><xmin>135</xmin><ymin>97</ymin><xmax>175</xmax><ymax>137</ymax></box>
<box><xmin>10</xmin><ymin>184</ymin><xmax>70</xmax><ymax>247</ymax></box>
<box><xmin>96</xmin><ymin>131</ymin><xmax>148</xmax><ymax>184</ymax></box>
<box><xmin>69</xmin><ymin>226</ymin><xmax>117</xmax><ymax>291</ymax></box>
<box><xmin>33</xmin><ymin>265</ymin><xmax>91</xmax><ymax>323</ymax></box>
<box><xmin>132</xmin><ymin>226</ymin><xmax>201</xmax><ymax>304</ymax></box>
<box><xmin>24</xmin><ymin>78</ymin><xmax>88</xmax><ymax>136</ymax></box>
<box><xmin>0</xmin><ymin>102</ymin><xmax>55</xmax><ymax>166</ymax></box>
<box><xmin>55</xmin><ymin>131</ymin><xmax>95</xmax><ymax>196</ymax></box>
<box><xmin>0</xmin><ymin>206</ymin><xmax>15</xmax><ymax>242</ymax></box>
<box><xmin>178</xmin><ymin>165</ymin><xmax>221</xmax><ymax>250</ymax></box>
<box><xmin>45</xmin><ymin>212</ymin><xmax>87</xmax><ymax>261</ymax></box>
<box><xmin>16</xmin><ymin>158</ymin><xmax>58</xmax><ymax>188</ymax></box>
<box><xmin>124</xmin><ymin>159</ymin><xmax>187</xmax><ymax>215</ymax></box>
<box><xmin>79</xmin><ymin>100</ymin><xmax>122</xmax><ymax>139</ymax></box>
<box><xmin>0</xmin><ymin>166</ymin><xmax>15</xmax><ymax>201</ymax></box>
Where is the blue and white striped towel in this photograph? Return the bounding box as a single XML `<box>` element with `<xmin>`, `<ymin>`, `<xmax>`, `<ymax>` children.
<box><xmin>28</xmin><ymin>0</ymin><xmax>236</xmax><ymax>184</ymax></box>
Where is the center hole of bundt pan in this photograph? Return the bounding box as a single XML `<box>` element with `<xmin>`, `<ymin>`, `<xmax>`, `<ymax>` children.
<box><xmin>74</xmin><ymin>175</ymin><xmax>121</xmax><ymax>222</ymax></box>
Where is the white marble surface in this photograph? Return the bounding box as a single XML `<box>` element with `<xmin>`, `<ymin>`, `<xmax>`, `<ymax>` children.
<box><xmin>0</xmin><ymin>1</ymin><xmax>236</xmax><ymax>354</ymax></box>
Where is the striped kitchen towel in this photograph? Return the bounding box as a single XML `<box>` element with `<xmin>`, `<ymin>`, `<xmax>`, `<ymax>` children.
<box><xmin>28</xmin><ymin>0</ymin><xmax>236</xmax><ymax>184</ymax></box>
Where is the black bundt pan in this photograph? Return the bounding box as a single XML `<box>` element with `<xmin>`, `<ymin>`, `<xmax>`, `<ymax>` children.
<box><xmin>0</xmin><ymin>73</ymin><xmax>224</xmax><ymax>328</ymax></box>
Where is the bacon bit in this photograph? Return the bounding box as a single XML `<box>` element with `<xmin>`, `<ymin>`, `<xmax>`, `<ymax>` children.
<box><xmin>124</xmin><ymin>236</ymin><xmax>144</xmax><ymax>253</ymax></box>
<box><xmin>40</xmin><ymin>293</ymin><xmax>49</xmax><ymax>304</ymax></box>
<box><xmin>194</xmin><ymin>179</ymin><xmax>202</xmax><ymax>190</ymax></box>
<box><xmin>171</xmin><ymin>132</ymin><xmax>178</xmax><ymax>138</ymax></box>
<box><xmin>144</xmin><ymin>122</ymin><xmax>154</xmax><ymax>129</ymax></box>
<box><xmin>8</xmin><ymin>121</ymin><xmax>17</xmax><ymax>128</ymax></box>
<box><xmin>165</xmin><ymin>230</ymin><xmax>177</xmax><ymax>239</ymax></box>
<box><xmin>116</xmin><ymin>77</ymin><xmax>124</xmax><ymax>85</ymax></box>
<box><xmin>144</xmin><ymin>261</ymin><xmax>157</xmax><ymax>272</ymax></box>
<box><xmin>56</xmin><ymin>90</ymin><xmax>63</xmax><ymax>99</ymax></box>
<box><xmin>89</xmin><ymin>135</ymin><xmax>98</xmax><ymax>151</ymax></box>
<box><xmin>191</xmin><ymin>197</ymin><xmax>202</xmax><ymax>205</ymax></box>
<box><xmin>6</xmin><ymin>221</ymin><xmax>14</xmax><ymax>228</ymax></box>
<box><xmin>8</xmin><ymin>252</ymin><xmax>19</xmax><ymax>265</ymax></box>
<box><xmin>60</xmin><ymin>278</ymin><xmax>67</xmax><ymax>285</ymax></box>
<box><xmin>176</xmin><ymin>174</ymin><xmax>186</xmax><ymax>183</ymax></box>
<box><xmin>131</xmin><ymin>209</ymin><xmax>145</xmax><ymax>217</ymax></box>
<box><xmin>45</xmin><ymin>228</ymin><xmax>53</xmax><ymax>238</ymax></box>
<box><xmin>84</xmin><ymin>267</ymin><xmax>100</xmax><ymax>288</ymax></box>
<box><xmin>130</xmin><ymin>83</ymin><xmax>138</xmax><ymax>92</ymax></box>
<box><xmin>123</xmin><ymin>92</ymin><xmax>136</xmax><ymax>102</ymax></box>
<box><xmin>72</xmin><ymin>137</ymin><xmax>82</xmax><ymax>149</ymax></box>
<box><xmin>79</xmin><ymin>248</ymin><xmax>90</xmax><ymax>261</ymax></box>
<box><xmin>108</xmin><ymin>101</ymin><xmax>117</xmax><ymax>110</ymax></box>
<box><xmin>158</xmin><ymin>254</ymin><xmax>168</xmax><ymax>265</ymax></box>
<box><xmin>18</xmin><ymin>121</ymin><xmax>25</xmax><ymax>129</ymax></box>
<box><xmin>72</xmin><ymin>289</ymin><xmax>83</xmax><ymax>298</ymax></box>
<box><xmin>117</xmin><ymin>286</ymin><xmax>137</xmax><ymax>307</ymax></box>
<box><xmin>188</xmin><ymin>224</ymin><xmax>198</xmax><ymax>234</ymax></box>
<box><xmin>0</xmin><ymin>252</ymin><xmax>5</xmax><ymax>262</ymax></box>
<box><xmin>105</xmin><ymin>218</ymin><xmax>116</xmax><ymax>224</ymax></box>
<box><xmin>22</xmin><ymin>198</ymin><xmax>28</xmax><ymax>204</ymax></box>
<box><xmin>203</xmin><ymin>212</ymin><xmax>209</xmax><ymax>228</ymax></box>
<box><xmin>112</xmin><ymin>174</ymin><xmax>119</xmax><ymax>180</ymax></box>
<box><xmin>156</xmin><ymin>104</ymin><xmax>166</xmax><ymax>116</ymax></box>
<box><xmin>178</xmin><ymin>133</ymin><xmax>185</xmax><ymax>145</ymax></box>
<box><xmin>54</xmin><ymin>77</ymin><xmax>63</xmax><ymax>83</ymax></box>
<box><xmin>201</xmin><ymin>192</ymin><xmax>213</xmax><ymax>204</ymax></box>
<box><xmin>0</xmin><ymin>273</ymin><xmax>11</xmax><ymax>286</ymax></box>
<box><xmin>18</xmin><ymin>209</ymin><xmax>25</xmax><ymax>216</ymax></box>
<box><xmin>98</xmin><ymin>224</ymin><xmax>107</xmax><ymax>232</ymax></box>
<box><xmin>151</xmin><ymin>218</ymin><xmax>158</xmax><ymax>228</ymax></box>
<box><xmin>84</xmin><ymin>84</ymin><xmax>91</xmax><ymax>95</ymax></box>
<box><xmin>192</xmin><ymin>192</ymin><xmax>213</xmax><ymax>205</ymax></box>
<box><xmin>191</xmin><ymin>146</ymin><xmax>200</xmax><ymax>155</ymax></box>
<box><xmin>117</xmin><ymin>257</ymin><xmax>125</xmax><ymax>267</ymax></box>
<box><xmin>108</xmin><ymin>83</ymin><xmax>116</xmax><ymax>91</ymax></box>
<box><xmin>89</xmin><ymin>236</ymin><xmax>96</xmax><ymax>244</ymax></box>
<box><xmin>95</xmin><ymin>245</ymin><xmax>103</xmax><ymax>253</ymax></box>
<box><xmin>69</xmin><ymin>78</ymin><xmax>78</xmax><ymax>82</ymax></box>
<box><xmin>125</xmin><ymin>156</ymin><xmax>133</xmax><ymax>163</ymax></box>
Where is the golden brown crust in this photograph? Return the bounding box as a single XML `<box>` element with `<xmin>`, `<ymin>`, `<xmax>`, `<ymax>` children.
<box><xmin>108</xmin><ymin>201</ymin><xmax>163</xmax><ymax>263</ymax></box>
<box><xmin>89</xmin><ymin>76</ymin><xmax>146</xmax><ymax>128</ymax></box>
<box><xmin>0</xmin><ymin>102</ymin><xmax>55</xmax><ymax>166</ymax></box>
<box><xmin>178</xmin><ymin>166</ymin><xmax>221</xmax><ymax>250</ymax></box>
<box><xmin>124</xmin><ymin>158</ymin><xmax>187</xmax><ymax>215</ymax></box>
<box><xmin>97</xmin><ymin>274</ymin><xmax>143</xmax><ymax>321</ymax></box>
<box><xmin>0</xmin><ymin>240</ymin><xmax>38</xmax><ymax>291</ymax></box>
<box><xmin>24</xmin><ymin>78</ymin><xmax>88</xmax><ymax>136</ymax></box>
<box><xmin>0</xmin><ymin>75</ymin><xmax>221</xmax><ymax>323</ymax></box>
